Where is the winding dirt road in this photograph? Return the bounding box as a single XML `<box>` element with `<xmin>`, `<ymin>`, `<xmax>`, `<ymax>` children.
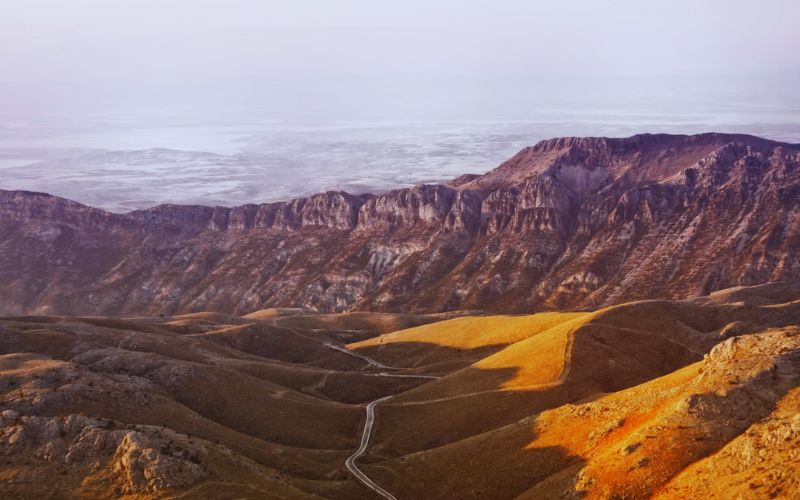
<box><xmin>325</xmin><ymin>342</ymin><xmax>440</xmax><ymax>499</ymax></box>
<box><xmin>345</xmin><ymin>395</ymin><xmax>397</xmax><ymax>500</ymax></box>
<box><xmin>324</xmin><ymin>342</ymin><xmax>395</xmax><ymax>369</ymax></box>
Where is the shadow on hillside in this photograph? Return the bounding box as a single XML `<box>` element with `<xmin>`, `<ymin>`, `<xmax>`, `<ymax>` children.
<box><xmin>353</xmin><ymin>320</ymin><xmax>704</xmax><ymax>446</ymax></box>
<box><xmin>376</xmin><ymin>412</ymin><xmax>586</xmax><ymax>499</ymax></box>
<box><xmin>341</xmin><ymin>322</ymin><xmax>715</xmax><ymax>499</ymax></box>
<box><xmin>356</xmin><ymin>336</ymin><xmax>800</xmax><ymax>499</ymax></box>
<box><xmin>354</xmin><ymin>362</ymin><xmax>588</xmax><ymax>499</ymax></box>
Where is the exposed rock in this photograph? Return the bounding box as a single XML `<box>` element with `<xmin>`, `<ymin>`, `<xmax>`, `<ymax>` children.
<box><xmin>0</xmin><ymin>133</ymin><xmax>798</xmax><ymax>315</ymax></box>
<box><xmin>356</xmin><ymin>184</ymin><xmax>457</xmax><ymax>231</ymax></box>
<box><xmin>113</xmin><ymin>431</ymin><xmax>205</xmax><ymax>494</ymax></box>
<box><xmin>0</xmin><ymin>414</ymin><xmax>206</xmax><ymax>495</ymax></box>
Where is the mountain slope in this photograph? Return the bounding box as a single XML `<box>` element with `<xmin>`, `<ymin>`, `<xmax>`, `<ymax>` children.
<box><xmin>1</xmin><ymin>132</ymin><xmax>798</xmax><ymax>316</ymax></box>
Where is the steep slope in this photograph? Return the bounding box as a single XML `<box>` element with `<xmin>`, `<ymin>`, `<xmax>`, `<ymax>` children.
<box><xmin>0</xmin><ymin>133</ymin><xmax>798</xmax><ymax>316</ymax></box>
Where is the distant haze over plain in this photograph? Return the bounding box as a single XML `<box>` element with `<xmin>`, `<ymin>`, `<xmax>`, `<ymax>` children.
<box><xmin>0</xmin><ymin>0</ymin><xmax>798</xmax><ymax>210</ymax></box>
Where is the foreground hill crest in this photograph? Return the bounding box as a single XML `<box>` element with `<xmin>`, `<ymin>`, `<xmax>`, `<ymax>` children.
<box><xmin>0</xmin><ymin>132</ymin><xmax>798</xmax><ymax>315</ymax></box>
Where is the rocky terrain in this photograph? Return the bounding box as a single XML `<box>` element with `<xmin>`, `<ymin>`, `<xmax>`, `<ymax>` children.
<box><xmin>0</xmin><ymin>283</ymin><xmax>798</xmax><ymax>498</ymax></box>
<box><xmin>0</xmin><ymin>132</ymin><xmax>798</xmax><ymax>317</ymax></box>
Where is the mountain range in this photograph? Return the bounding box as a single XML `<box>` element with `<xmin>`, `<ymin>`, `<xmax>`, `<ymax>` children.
<box><xmin>1</xmin><ymin>132</ymin><xmax>797</xmax><ymax>316</ymax></box>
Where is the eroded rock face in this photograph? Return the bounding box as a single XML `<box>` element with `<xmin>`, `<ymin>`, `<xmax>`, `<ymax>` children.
<box><xmin>357</xmin><ymin>184</ymin><xmax>458</xmax><ymax>231</ymax></box>
<box><xmin>0</xmin><ymin>133</ymin><xmax>798</xmax><ymax>315</ymax></box>
<box><xmin>113</xmin><ymin>431</ymin><xmax>205</xmax><ymax>494</ymax></box>
<box><xmin>0</xmin><ymin>414</ymin><xmax>206</xmax><ymax>495</ymax></box>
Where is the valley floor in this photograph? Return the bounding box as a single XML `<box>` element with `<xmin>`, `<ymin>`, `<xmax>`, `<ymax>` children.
<box><xmin>1</xmin><ymin>283</ymin><xmax>799</xmax><ymax>499</ymax></box>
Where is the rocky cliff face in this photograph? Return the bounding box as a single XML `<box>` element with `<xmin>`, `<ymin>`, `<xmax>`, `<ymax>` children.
<box><xmin>0</xmin><ymin>133</ymin><xmax>798</xmax><ymax>316</ymax></box>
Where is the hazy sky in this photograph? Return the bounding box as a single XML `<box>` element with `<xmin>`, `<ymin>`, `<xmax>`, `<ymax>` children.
<box><xmin>1</xmin><ymin>0</ymin><xmax>799</xmax><ymax>126</ymax></box>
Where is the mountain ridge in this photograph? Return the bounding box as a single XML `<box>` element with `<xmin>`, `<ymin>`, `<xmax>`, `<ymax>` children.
<box><xmin>1</xmin><ymin>132</ymin><xmax>798</xmax><ymax>316</ymax></box>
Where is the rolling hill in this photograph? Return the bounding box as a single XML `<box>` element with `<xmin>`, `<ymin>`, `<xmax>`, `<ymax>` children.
<box><xmin>1</xmin><ymin>283</ymin><xmax>798</xmax><ymax>498</ymax></box>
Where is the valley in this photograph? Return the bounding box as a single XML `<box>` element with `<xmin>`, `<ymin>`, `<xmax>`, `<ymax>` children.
<box><xmin>3</xmin><ymin>1</ymin><xmax>798</xmax><ymax>497</ymax></box>
<box><xmin>1</xmin><ymin>283</ymin><xmax>799</xmax><ymax>498</ymax></box>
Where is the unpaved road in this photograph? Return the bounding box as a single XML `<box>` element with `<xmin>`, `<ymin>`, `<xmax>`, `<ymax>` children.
<box><xmin>345</xmin><ymin>395</ymin><xmax>397</xmax><ymax>500</ymax></box>
<box><xmin>325</xmin><ymin>342</ymin><xmax>440</xmax><ymax>499</ymax></box>
<box><xmin>324</xmin><ymin>342</ymin><xmax>439</xmax><ymax>379</ymax></box>
<box><xmin>324</xmin><ymin>342</ymin><xmax>395</xmax><ymax>370</ymax></box>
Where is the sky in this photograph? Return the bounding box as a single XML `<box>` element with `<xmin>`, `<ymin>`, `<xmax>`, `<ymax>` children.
<box><xmin>1</xmin><ymin>0</ymin><xmax>799</xmax><ymax>128</ymax></box>
<box><xmin>0</xmin><ymin>1</ymin><xmax>798</xmax><ymax>210</ymax></box>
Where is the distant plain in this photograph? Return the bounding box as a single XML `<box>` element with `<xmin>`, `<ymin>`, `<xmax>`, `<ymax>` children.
<box><xmin>2</xmin><ymin>75</ymin><xmax>798</xmax><ymax>212</ymax></box>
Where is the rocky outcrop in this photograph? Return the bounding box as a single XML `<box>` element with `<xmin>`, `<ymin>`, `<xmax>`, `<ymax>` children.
<box><xmin>113</xmin><ymin>431</ymin><xmax>205</xmax><ymax>494</ymax></box>
<box><xmin>0</xmin><ymin>413</ymin><xmax>206</xmax><ymax>495</ymax></box>
<box><xmin>356</xmin><ymin>184</ymin><xmax>458</xmax><ymax>231</ymax></box>
<box><xmin>0</xmin><ymin>133</ymin><xmax>798</xmax><ymax>315</ymax></box>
